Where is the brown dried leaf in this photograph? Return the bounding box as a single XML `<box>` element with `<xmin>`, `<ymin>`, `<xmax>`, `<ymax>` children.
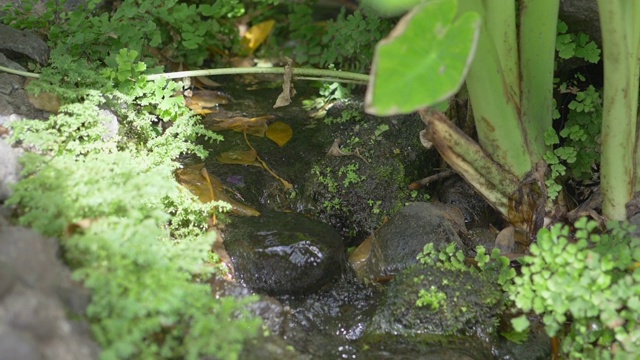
<box><xmin>205</xmin><ymin>115</ymin><xmax>273</xmax><ymax>137</ymax></box>
<box><xmin>175</xmin><ymin>163</ymin><xmax>260</xmax><ymax>216</ymax></box>
<box><xmin>185</xmin><ymin>90</ymin><xmax>230</xmax><ymax>111</ymax></box>
<box><xmin>274</xmin><ymin>58</ymin><xmax>296</xmax><ymax>108</ymax></box>
<box><xmin>266</xmin><ymin>121</ymin><xmax>293</xmax><ymax>147</ymax></box>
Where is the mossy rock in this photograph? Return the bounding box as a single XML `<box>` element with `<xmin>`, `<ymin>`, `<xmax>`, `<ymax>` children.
<box><xmin>368</xmin><ymin>264</ymin><xmax>504</xmax><ymax>337</ymax></box>
<box><xmin>300</xmin><ymin>103</ymin><xmax>435</xmax><ymax>244</ymax></box>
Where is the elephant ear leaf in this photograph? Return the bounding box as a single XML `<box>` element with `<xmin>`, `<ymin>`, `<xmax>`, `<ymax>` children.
<box><xmin>365</xmin><ymin>0</ymin><xmax>480</xmax><ymax>115</ymax></box>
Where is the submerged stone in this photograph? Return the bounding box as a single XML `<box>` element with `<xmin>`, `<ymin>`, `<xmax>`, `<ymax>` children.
<box><xmin>225</xmin><ymin>211</ymin><xmax>345</xmax><ymax>296</ymax></box>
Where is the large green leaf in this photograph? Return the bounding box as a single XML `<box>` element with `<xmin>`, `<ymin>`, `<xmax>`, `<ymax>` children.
<box><xmin>365</xmin><ymin>0</ymin><xmax>480</xmax><ymax>115</ymax></box>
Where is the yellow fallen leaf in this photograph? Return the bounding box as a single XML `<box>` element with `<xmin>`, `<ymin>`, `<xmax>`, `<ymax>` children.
<box><xmin>240</xmin><ymin>19</ymin><xmax>276</xmax><ymax>54</ymax></box>
<box><xmin>175</xmin><ymin>163</ymin><xmax>260</xmax><ymax>216</ymax></box>
<box><xmin>216</xmin><ymin>149</ymin><xmax>261</xmax><ymax>166</ymax></box>
<box><xmin>266</xmin><ymin>121</ymin><xmax>293</xmax><ymax>147</ymax></box>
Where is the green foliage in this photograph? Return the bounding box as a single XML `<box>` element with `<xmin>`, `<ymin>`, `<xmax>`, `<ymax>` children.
<box><xmin>556</xmin><ymin>21</ymin><xmax>601</xmax><ymax>63</ymax></box>
<box><xmin>416</xmin><ymin>242</ymin><xmax>515</xmax><ymax>305</ymax></box>
<box><xmin>511</xmin><ymin>218</ymin><xmax>640</xmax><ymax>359</ymax></box>
<box><xmin>1</xmin><ymin>0</ymin><xmax>254</xmax><ymax>67</ymax></box>
<box><xmin>545</xmin><ymin>25</ymin><xmax>603</xmax><ymax>200</ymax></box>
<box><xmin>286</xmin><ymin>3</ymin><xmax>393</xmax><ymax>72</ymax></box>
<box><xmin>5</xmin><ymin>23</ymin><xmax>255</xmax><ymax>360</ymax></box>
<box><xmin>338</xmin><ymin>162</ymin><xmax>366</xmax><ymax>187</ymax></box>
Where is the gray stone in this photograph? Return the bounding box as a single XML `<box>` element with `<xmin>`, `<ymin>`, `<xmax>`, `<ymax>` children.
<box><xmin>365</xmin><ymin>202</ymin><xmax>463</xmax><ymax>279</ymax></box>
<box><xmin>0</xmin><ymin>259</ymin><xmax>17</xmax><ymax>299</ymax></box>
<box><xmin>0</xmin><ymin>326</ymin><xmax>44</xmax><ymax>360</ymax></box>
<box><xmin>0</xmin><ymin>138</ymin><xmax>21</xmax><ymax>201</ymax></box>
<box><xmin>3</xmin><ymin>285</ymin><xmax>67</xmax><ymax>342</ymax></box>
<box><xmin>438</xmin><ymin>177</ymin><xmax>498</xmax><ymax>228</ymax></box>
<box><xmin>0</xmin><ymin>24</ymin><xmax>49</xmax><ymax>65</ymax></box>
<box><xmin>560</xmin><ymin>0</ymin><xmax>600</xmax><ymax>48</ymax></box>
<box><xmin>0</xmin><ymin>226</ymin><xmax>91</xmax><ymax>314</ymax></box>
<box><xmin>368</xmin><ymin>264</ymin><xmax>503</xmax><ymax>337</ymax></box>
<box><xmin>225</xmin><ymin>211</ymin><xmax>345</xmax><ymax>296</ymax></box>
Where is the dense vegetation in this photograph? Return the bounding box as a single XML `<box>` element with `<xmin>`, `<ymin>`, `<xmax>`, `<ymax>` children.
<box><xmin>2</xmin><ymin>0</ymin><xmax>640</xmax><ymax>359</ymax></box>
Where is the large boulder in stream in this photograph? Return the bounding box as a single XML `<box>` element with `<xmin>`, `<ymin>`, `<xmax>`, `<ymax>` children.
<box><xmin>225</xmin><ymin>211</ymin><xmax>345</xmax><ymax>296</ymax></box>
<box><xmin>365</xmin><ymin>202</ymin><xmax>464</xmax><ymax>279</ymax></box>
<box><xmin>368</xmin><ymin>264</ymin><xmax>504</xmax><ymax>337</ymax></box>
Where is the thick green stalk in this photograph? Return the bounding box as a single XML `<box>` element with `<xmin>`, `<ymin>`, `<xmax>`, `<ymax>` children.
<box><xmin>518</xmin><ymin>0</ymin><xmax>559</xmax><ymax>163</ymax></box>
<box><xmin>458</xmin><ymin>0</ymin><xmax>531</xmax><ymax>177</ymax></box>
<box><xmin>597</xmin><ymin>0</ymin><xmax>640</xmax><ymax>220</ymax></box>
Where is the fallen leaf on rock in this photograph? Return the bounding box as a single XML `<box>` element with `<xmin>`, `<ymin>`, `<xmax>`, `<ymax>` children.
<box><xmin>266</xmin><ymin>121</ymin><xmax>292</xmax><ymax>147</ymax></box>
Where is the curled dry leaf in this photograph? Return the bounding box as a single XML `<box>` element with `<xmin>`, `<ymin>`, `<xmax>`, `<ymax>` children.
<box><xmin>274</xmin><ymin>57</ymin><xmax>296</xmax><ymax>108</ymax></box>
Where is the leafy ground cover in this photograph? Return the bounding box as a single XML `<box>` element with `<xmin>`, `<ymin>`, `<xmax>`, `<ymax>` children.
<box><xmin>3</xmin><ymin>0</ymin><xmax>640</xmax><ymax>358</ymax></box>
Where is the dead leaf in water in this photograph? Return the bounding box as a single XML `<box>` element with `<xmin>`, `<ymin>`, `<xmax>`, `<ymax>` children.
<box><xmin>266</xmin><ymin>121</ymin><xmax>293</xmax><ymax>147</ymax></box>
<box><xmin>205</xmin><ymin>115</ymin><xmax>273</xmax><ymax>137</ymax></box>
<box><xmin>175</xmin><ymin>163</ymin><xmax>260</xmax><ymax>217</ymax></box>
<box><xmin>216</xmin><ymin>149</ymin><xmax>261</xmax><ymax>166</ymax></box>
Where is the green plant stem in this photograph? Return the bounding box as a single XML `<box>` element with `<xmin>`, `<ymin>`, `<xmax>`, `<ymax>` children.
<box><xmin>0</xmin><ymin>65</ymin><xmax>40</xmax><ymax>78</ymax></box>
<box><xmin>0</xmin><ymin>64</ymin><xmax>370</xmax><ymax>84</ymax></box>
<box><xmin>518</xmin><ymin>0</ymin><xmax>559</xmax><ymax>163</ymax></box>
<box><xmin>146</xmin><ymin>67</ymin><xmax>370</xmax><ymax>84</ymax></box>
<box><xmin>457</xmin><ymin>0</ymin><xmax>532</xmax><ymax>178</ymax></box>
<box><xmin>597</xmin><ymin>0</ymin><xmax>640</xmax><ymax>220</ymax></box>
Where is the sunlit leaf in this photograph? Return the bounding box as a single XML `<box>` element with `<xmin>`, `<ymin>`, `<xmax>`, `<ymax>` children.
<box><xmin>365</xmin><ymin>0</ymin><xmax>480</xmax><ymax>115</ymax></box>
<box><xmin>216</xmin><ymin>149</ymin><xmax>261</xmax><ymax>166</ymax></box>
<box><xmin>240</xmin><ymin>19</ymin><xmax>276</xmax><ymax>54</ymax></box>
<box><xmin>266</xmin><ymin>121</ymin><xmax>293</xmax><ymax>147</ymax></box>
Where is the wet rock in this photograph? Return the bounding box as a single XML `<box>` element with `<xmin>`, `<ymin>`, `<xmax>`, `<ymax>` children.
<box><xmin>560</xmin><ymin>0</ymin><xmax>600</xmax><ymax>48</ymax></box>
<box><xmin>365</xmin><ymin>202</ymin><xmax>463</xmax><ymax>279</ymax></box>
<box><xmin>300</xmin><ymin>106</ymin><xmax>433</xmax><ymax>245</ymax></box>
<box><xmin>0</xmin><ymin>24</ymin><xmax>49</xmax><ymax>65</ymax></box>
<box><xmin>495</xmin><ymin>317</ymin><xmax>551</xmax><ymax>360</ymax></box>
<box><xmin>0</xmin><ymin>224</ymin><xmax>99</xmax><ymax>360</ymax></box>
<box><xmin>368</xmin><ymin>264</ymin><xmax>504</xmax><ymax>337</ymax></box>
<box><xmin>225</xmin><ymin>211</ymin><xmax>345</xmax><ymax>296</ymax></box>
<box><xmin>437</xmin><ymin>176</ymin><xmax>499</xmax><ymax>228</ymax></box>
<box><xmin>359</xmin><ymin>334</ymin><xmax>493</xmax><ymax>360</ymax></box>
<box><xmin>0</xmin><ymin>53</ymin><xmax>47</xmax><ymax>118</ymax></box>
